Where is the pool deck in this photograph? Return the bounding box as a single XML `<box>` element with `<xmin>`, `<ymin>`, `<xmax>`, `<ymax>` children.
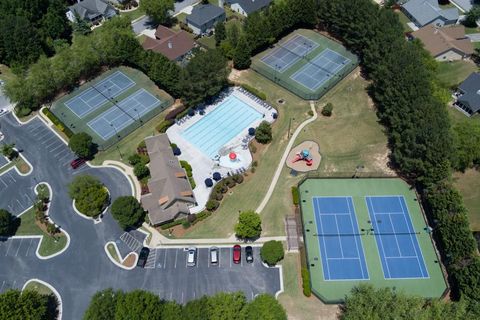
<box><xmin>166</xmin><ymin>87</ymin><xmax>276</xmax><ymax>213</ymax></box>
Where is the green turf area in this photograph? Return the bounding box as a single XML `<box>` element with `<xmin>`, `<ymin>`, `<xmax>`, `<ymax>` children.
<box><xmin>24</xmin><ymin>281</ymin><xmax>53</xmax><ymax>296</ymax></box>
<box><xmin>197</xmin><ymin>35</ymin><xmax>216</xmax><ymax>49</ymax></box>
<box><xmin>251</xmin><ymin>29</ymin><xmax>358</xmax><ymax>100</ymax></box>
<box><xmin>51</xmin><ymin>66</ymin><xmax>173</xmax><ymax>150</ymax></box>
<box><xmin>120</xmin><ymin>8</ymin><xmax>146</xmax><ymax>22</ymax></box>
<box><xmin>436</xmin><ymin>61</ymin><xmax>478</xmax><ymax>88</ymax></box>
<box><xmin>395</xmin><ymin>10</ymin><xmax>413</xmax><ymax>32</ymax></box>
<box><xmin>299</xmin><ymin>178</ymin><xmax>447</xmax><ymax>303</ymax></box>
<box><xmin>16</xmin><ymin>207</ymin><xmax>68</xmax><ymax>257</ymax></box>
<box><xmin>454</xmin><ymin>169</ymin><xmax>480</xmax><ymax>231</ymax></box>
<box><xmin>107</xmin><ymin>243</ymin><xmax>121</xmax><ymax>263</ymax></box>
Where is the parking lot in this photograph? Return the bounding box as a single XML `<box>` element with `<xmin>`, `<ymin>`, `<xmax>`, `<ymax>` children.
<box><xmin>0</xmin><ymin>170</ymin><xmax>35</xmax><ymax>216</ymax></box>
<box><xmin>0</xmin><ymin>238</ymin><xmax>39</xmax><ymax>258</ymax></box>
<box><xmin>134</xmin><ymin>246</ymin><xmax>281</xmax><ymax>303</ymax></box>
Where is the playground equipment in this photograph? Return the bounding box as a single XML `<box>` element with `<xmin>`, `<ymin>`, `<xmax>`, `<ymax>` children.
<box><xmin>292</xmin><ymin>149</ymin><xmax>313</xmax><ymax>166</ymax></box>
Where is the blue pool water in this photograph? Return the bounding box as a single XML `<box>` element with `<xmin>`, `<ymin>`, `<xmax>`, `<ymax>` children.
<box><xmin>182</xmin><ymin>95</ymin><xmax>262</xmax><ymax>158</ymax></box>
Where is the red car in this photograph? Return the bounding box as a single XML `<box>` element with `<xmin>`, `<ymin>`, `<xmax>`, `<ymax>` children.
<box><xmin>233</xmin><ymin>245</ymin><xmax>241</xmax><ymax>264</ymax></box>
<box><xmin>70</xmin><ymin>158</ymin><xmax>86</xmax><ymax>169</ymax></box>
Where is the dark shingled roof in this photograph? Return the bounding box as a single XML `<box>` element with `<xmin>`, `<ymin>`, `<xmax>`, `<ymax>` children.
<box><xmin>227</xmin><ymin>0</ymin><xmax>272</xmax><ymax>14</ymax></box>
<box><xmin>458</xmin><ymin>72</ymin><xmax>480</xmax><ymax>114</ymax></box>
<box><xmin>186</xmin><ymin>4</ymin><xmax>225</xmax><ymax>28</ymax></box>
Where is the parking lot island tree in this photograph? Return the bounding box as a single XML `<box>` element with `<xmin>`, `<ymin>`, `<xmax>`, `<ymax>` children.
<box><xmin>111</xmin><ymin>196</ymin><xmax>145</xmax><ymax>230</ymax></box>
<box><xmin>241</xmin><ymin>293</ymin><xmax>287</xmax><ymax>320</ymax></box>
<box><xmin>83</xmin><ymin>288</ymin><xmax>121</xmax><ymax>320</ymax></box>
<box><xmin>260</xmin><ymin>240</ymin><xmax>284</xmax><ymax>266</ymax></box>
<box><xmin>68</xmin><ymin>175</ymin><xmax>109</xmax><ymax>218</ymax></box>
<box><xmin>0</xmin><ymin>289</ymin><xmax>58</xmax><ymax>320</ymax></box>
<box><xmin>234</xmin><ymin>210</ymin><xmax>262</xmax><ymax>239</ymax></box>
<box><xmin>68</xmin><ymin>132</ymin><xmax>97</xmax><ymax>159</ymax></box>
<box><xmin>0</xmin><ymin>209</ymin><xmax>18</xmax><ymax>237</ymax></box>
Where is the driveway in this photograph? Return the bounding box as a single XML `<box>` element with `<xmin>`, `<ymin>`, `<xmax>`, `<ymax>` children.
<box><xmin>466</xmin><ymin>33</ymin><xmax>480</xmax><ymax>42</ymax></box>
<box><xmin>132</xmin><ymin>15</ymin><xmax>154</xmax><ymax>35</ymax></box>
<box><xmin>172</xmin><ymin>0</ymin><xmax>200</xmax><ymax>15</ymax></box>
<box><xmin>0</xmin><ymin>114</ymin><xmax>282</xmax><ymax>319</ymax></box>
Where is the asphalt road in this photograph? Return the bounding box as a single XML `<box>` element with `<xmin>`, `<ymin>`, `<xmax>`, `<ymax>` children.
<box><xmin>0</xmin><ymin>114</ymin><xmax>281</xmax><ymax>319</ymax></box>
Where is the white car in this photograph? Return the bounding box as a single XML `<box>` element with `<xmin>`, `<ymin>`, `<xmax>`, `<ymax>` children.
<box><xmin>187</xmin><ymin>247</ymin><xmax>197</xmax><ymax>267</ymax></box>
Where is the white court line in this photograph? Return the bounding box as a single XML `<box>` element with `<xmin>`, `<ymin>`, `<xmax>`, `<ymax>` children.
<box><xmin>313</xmin><ymin>198</ymin><xmax>331</xmax><ymax>280</ymax></box>
<box><xmin>346</xmin><ymin>197</ymin><xmax>369</xmax><ymax>279</ymax></box>
<box><xmin>366</xmin><ymin>197</ymin><xmax>392</xmax><ymax>278</ymax></box>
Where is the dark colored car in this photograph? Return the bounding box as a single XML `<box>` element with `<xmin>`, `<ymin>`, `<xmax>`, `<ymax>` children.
<box><xmin>245</xmin><ymin>246</ymin><xmax>253</xmax><ymax>263</ymax></box>
<box><xmin>70</xmin><ymin>158</ymin><xmax>86</xmax><ymax>169</ymax></box>
<box><xmin>233</xmin><ymin>245</ymin><xmax>241</xmax><ymax>264</ymax></box>
<box><xmin>137</xmin><ymin>247</ymin><xmax>150</xmax><ymax>268</ymax></box>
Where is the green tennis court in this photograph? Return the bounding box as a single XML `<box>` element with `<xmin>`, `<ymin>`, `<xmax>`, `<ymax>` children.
<box><xmin>299</xmin><ymin>178</ymin><xmax>448</xmax><ymax>303</ymax></box>
<box><xmin>251</xmin><ymin>29</ymin><xmax>358</xmax><ymax>100</ymax></box>
<box><xmin>51</xmin><ymin>67</ymin><xmax>173</xmax><ymax>150</ymax></box>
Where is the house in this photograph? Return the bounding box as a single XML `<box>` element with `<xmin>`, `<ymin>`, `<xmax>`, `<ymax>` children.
<box><xmin>186</xmin><ymin>4</ymin><xmax>226</xmax><ymax>35</ymax></box>
<box><xmin>141</xmin><ymin>134</ymin><xmax>196</xmax><ymax>226</ymax></box>
<box><xmin>66</xmin><ymin>0</ymin><xmax>117</xmax><ymax>24</ymax></box>
<box><xmin>226</xmin><ymin>0</ymin><xmax>272</xmax><ymax>17</ymax></box>
<box><xmin>411</xmin><ymin>25</ymin><xmax>473</xmax><ymax>61</ymax></box>
<box><xmin>449</xmin><ymin>0</ymin><xmax>473</xmax><ymax>13</ymax></box>
<box><xmin>401</xmin><ymin>0</ymin><xmax>459</xmax><ymax>27</ymax></box>
<box><xmin>455</xmin><ymin>73</ymin><xmax>480</xmax><ymax>116</ymax></box>
<box><xmin>142</xmin><ymin>25</ymin><xmax>196</xmax><ymax>62</ymax></box>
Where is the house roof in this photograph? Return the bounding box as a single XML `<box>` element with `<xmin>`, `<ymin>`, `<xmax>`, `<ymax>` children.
<box><xmin>412</xmin><ymin>25</ymin><xmax>473</xmax><ymax>57</ymax></box>
<box><xmin>186</xmin><ymin>4</ymin><xmax>225</xmax><ymax>28</ymax></box>
<box><xmin>458</xmin><ymin>72</ymin><xmax>480</xmax><ymax>113</ymax></box>
<box><xmin>142</xmin><ymin>26</ymin><xmax>195</xmax><ymax>61</ymax></box>
<box><xmin>69</xmin><ymin>0</ymin><xmax>114</xmax><ymax>20</ymax></box>
<box><xmin>402</xmin><ymin>0</ymin><xmax>459</xmax><ymax>26</ymax></box>
<box><xmin>227</xmin><ymin>0</ymin><xmax>272</xmax><ymax>14</ymax></box>
<box><xmin>140</xmin><ymin>134</ymin><xmax>195</xmax><ymax>225</ymax></box>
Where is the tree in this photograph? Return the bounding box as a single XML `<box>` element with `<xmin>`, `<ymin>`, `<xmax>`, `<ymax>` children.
<box><xmin>115</xmin><ymin>290</ymin><xmax>164</xmax><ymax>320</ymax></box>
<box><xmin>133</xmin><ymin>163</ymin><xmax>150</xmax><ymax>179</ymax></box>
<box><xmin>83</xmin><ymin>289</ymin><xmax>122</xmax><ymax>320</ymax></box>
<box><xmin>1</xmin><ymin>143</ymin><xmax>17</xmax><ymax>160</ymax></box>
<box><xmin>260</xmin><ymin>240</ymin><xmax>284</xmax><ymax>266</ymax></box>
<box><xmin>227</xmin><ymin>24</ymin><xmax>239</xmax><ymax>47</ymax></box>
<box><xmin>111</xmin><ymin>196</ymin><xmax>145</xmax><ymax>230</ymax></box>
<box><xmin>321</xmin><ymin>103</ymin><xmax>333</xmax><ymax>117</ymax></box>
<box><xmin>254</xmin><ymin>121</ymin><xmax>272</xmax><ymax>144</ymax></box>
<box><xmin>234</xmin><ymin>210</ymin><xmax>262</xmax><ymax>239</ymax></box>
<box><xmin>215</xmin><ymin>21</ymin><xmax>226</xmax><ymax>46</ymax></box>
<box><xmin>241</xmin><ymin>294</ymin><xmax>287</xmax><ymax>320</ymax></box>
<box><xmin>463</xmin><ymin>6</ymin><xmax>480</xmax><ymax>28</ymax></box>
<box><xmin>0</xmin><ymin>209</ymin><xmax>17</xmax><ymax>237</ymax></box>
<box><xmin>46</xmin><ymin>222</ymin><xmax>58</xmax><ymax>236</ymax></box>
<box><xmin>0</xmin><ymin>289</ymin><xmax>57</xmax><ymax>320</ymax></box>
<box><xmin>68</xmin><ymin>175</ymin><xmax>109</xmax><ymax>217</ymax></box>
<box><xmin>140</xmin><ymin>0</ymin><xmax>174</xmax><ymax>24</ymax></box>
<box><xmin>207</xmin><ymin>292</ymin><xmax>247</xmax><ymax>320</ymax></box>
<box><xmin>69</xmin><ymin>132</ymin><xmax>96</xmax><ymax>159</ymax></box>
<box><xmin>232</xmin><ymin>35</ymin><xmax>251</xmax><ymax>70</ymax></box>
<box><xmin>452</xmin><ymin>120</ymin><xmax>480</xmax><ymax>171</ymax></box>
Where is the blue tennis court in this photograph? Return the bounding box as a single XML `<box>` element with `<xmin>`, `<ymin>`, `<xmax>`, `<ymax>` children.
<box><xmin>312</xmin><ymin>197</ymin><xmax>369</xmax><ymax>281</ymax></box>
<box><xmin>366</xmin><ymin>196</ymin><xmax>429</xmax><ymax>279</ymax></box>
<box><xmin>261</xmin><ymin>34</ymin><xmax>318</xmax><ymax>73</ymax></box>
<box><xmin>87</xmin><ymin>89</ymin><xmax>161</xmax><ymax>141</ymax></box>
<box><xmin>291</xmin><ymin>49</ymin><xmax>351</xmax><ymax>91</ymax></box>
<box><xmin>64</xmin><ymin>71</ymin><xmax>135</xmax><ymax>118</ymax></box>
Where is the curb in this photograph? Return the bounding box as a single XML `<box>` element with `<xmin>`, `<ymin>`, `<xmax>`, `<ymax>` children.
<box><xmin>22</xmin><ymin>278</ymin><xmax>63</xmax><ymax>320</ymax></box>
<box><xmin>104</xmin><ymin>241</ymin><xmax>138</xmax><ymax>270</ymax></box>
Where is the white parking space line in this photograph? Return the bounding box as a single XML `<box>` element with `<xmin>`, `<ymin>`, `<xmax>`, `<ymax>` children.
<box><xmin>25</xmin><ymin>238</ymin><xmax>33</xmax><ymax>256</ymax></box>
<box><xmin>7</xmin><ymin>205</ymin><xmax>13</xmax><ymax>212</ymax></box>
<box><xmin>16</xmin><ymin>199</ymin><xmax>25</xmax><ymax>210</ymax></box>
<box><xmin>14</xmin><ymin>239</ymin><xmax>22</xmax><ymax>256</ymax></box>
<box><xmin>53</xmin><ymin>150</ymin><xmax>68</xmax><ymax>158</ymax></box>
<box><xmin>174</xmin><ymin>249</ymin><xmax>178</xmax><ymax>268</ymax></box>
<box><xmin>163</xmin><ymin>249</ymin><xmax>167</xmax><ymax>269</ymax></box>
<box><xmin>7</xmin><ymin>173</ymin><xmax>16</xmax><ymax>183</ymax></box>
<box><xmin>12</xmin><ymin>280</ymin><xmax>16</xmax><ymax>289</ymax></box>
<box><xmin>5</xmin><ymin>241</ymin><xmax>12</xmax><ymax>256</ymax></box>
<box><xmin>41</xmin><ymin>137</ymin><xmax>56</xmax><ymax>146</ymax></box>
<box><xmin>28</xmin><ymin>125</ymin><xmax>42</xmax><ymax>132</ymax></box>
<box><xmin>45</xmin><ymin>140</ymin><xmax>58</xmax><ymax>148</ymax></box>
<box><xmin>230</xmin><ymin>249</ymin><xmax>232</xmax><ymax>268</ymax></box>
<box><xmin>0</xmin><ymin>281</ymin><xmax>4</xmax><ymax>291</ymax></box>
<box><xmin>181</xmin><ymin>292</ymin><xmax>184</xmax><ymax>304</ymax></box>
<box><xmin>0</xmin><ymin>178</ymin><xmax>7</xmax><ymax>188</ymax></box>
<box><xmin>169</xmin><ymin>292</ymin><xmax>173</xmax><ymax>300</ymax></box>
<box><xmin>37</xmin><ymin>132</ymin><xmax>52</xmax><ymax>141</ymax></box>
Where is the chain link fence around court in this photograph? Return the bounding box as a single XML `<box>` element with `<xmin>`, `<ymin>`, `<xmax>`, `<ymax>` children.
<box><xmin>251</xmin><ymin>31</ymin><xmax>359</xmax><ymax>100</ymax></box>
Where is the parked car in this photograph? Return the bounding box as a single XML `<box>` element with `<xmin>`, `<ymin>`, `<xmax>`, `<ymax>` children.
<box><xmin>210</xmin><ymin>246</ymin><xmax>219</xmax><ymax>265</ymax></box>
<box><xmin>233</xmin><ymin>244</ymin><xmax>241</xmax><ymax>264</ymax></box>
<box><xmin>70</xmin><ymin>158</ymin><xmax>85</xmax><ymax>169</ymax></box>
<box><xmin>187</xmin><ymin>247</ymin><xmax>197</xmax><ymax>267</ymax></box>
<box><xmin>137</xmin><ymin>247</ymin><xmax>150</xmax><ymax>268</ymax></box>
<box><xmin>0</xmin><ymin>109</ymin><xmax>8</xmax><ymax>116</ymax></box>
<box><xmin>245</xmin><ymin>246</ymin><xmax>253</xmax><ymax>263</ymax></box>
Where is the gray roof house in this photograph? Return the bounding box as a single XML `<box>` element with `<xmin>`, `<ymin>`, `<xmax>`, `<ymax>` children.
<box><xmin>186</xmin><ymin>4</ymin><xmax>226</xmax><ymax>35</ymax></box>
<box><xmin>141</xmin><ymin>134</ymin><xmax>196</xmax><ymax>226</ymax></box>
<box><xmin>226</xmin><ymin>0</ymin><xmax>272</xmax><ymax>16</ymax></box>
<box><xmin>449</xmin><ymin>0</ymin><xmax>473</xmax><ymax>13</ymax></box>
<box><xmin>455</xmin><ymin>72</ymin><xmax>480</xmax><ymax>116</ymax></box>
<box><xmin>401</xmin><ymin>0</ymin><xmax>459</xmax><ymax>27</ymax></box>
<box><xmin>66</xmin><ymin>0</ymin><xmax>117</xmax><ymax>24</ymax></box>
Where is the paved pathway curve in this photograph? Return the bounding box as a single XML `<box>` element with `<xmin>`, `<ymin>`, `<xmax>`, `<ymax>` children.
<box><xmin>256</xmin><ymin>101</ymin><xmax>318</xmax><ymax>213</ymax></box>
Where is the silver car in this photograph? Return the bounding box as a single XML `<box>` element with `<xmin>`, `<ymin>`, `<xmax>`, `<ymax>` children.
<box><xmin>187</xmin><ymin>247</ymin><xmax>197</xmax><ymax>267</ymax></box>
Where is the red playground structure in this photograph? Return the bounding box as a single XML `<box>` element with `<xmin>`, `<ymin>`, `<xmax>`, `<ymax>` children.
<box><xmin>292</xmin><ymin>149</ymin><xmax>313</xmax><ymax>166</ymax></box>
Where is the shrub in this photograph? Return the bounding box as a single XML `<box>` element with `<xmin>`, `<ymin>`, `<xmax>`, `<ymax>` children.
<box><xmin>128</xmin><ymin>154</ymin><xmax>142</xmax><ymax>165</ymax></box>
<box><xmin>252</xmin><ymin>161</ymin><xmax>258</xmax><ymax>167</ymax></box>
<box><xmin>42</xmin><ymin>108</ymin><xmax>73</xmax><ymax>137</ymax></box>
<box><xmin>137</xmin><ymin>140</ymin><xmax>146</xmax><ymax>149</ymax></box>
<box><xmin>307</xmin><ymin>110</ymin><xmax>314</xmax><ymax>116</ymax></box>
<box><xmin>180</xmin><ymin>160</ymin><xmax>193</xmax><ymax>176</ymax></box>
<box><xmin>175</xmin><ymin>108</ymin><xmax>190</xmax><ymax>120</ymax></box>
<box><xmin>182</xmin><ymin>221</ymin><xmax>191</xmax><ymax>229</ymax></box>
<box><xmin>214</xmin><ymin>192</ymin><xmax>223</xmax><ymax>201</ymax></box>
<box><xmin>193</xmin><ymin>211</ymin><xmax>211</xmax><ymax>224</ymax></box>
<box><xmin>321</xmin><ymin>103</ymin><xmax>333</xmax><ymax>117</ymax></box>
<box><xmin>225</xmin><ymin>178</ymin><xmax>236</xmax><ymax>188</ymax></box>
<box><xmin>240</xmin><ymin>84</ymin><xmax>267</xmax><ymax>100</ymax></box>
<box><xmin>291</xmin><ymin>186</ymin><xmax>300</xmax><ymax>206</ymax></box>
<box><xmin>155</xmin><ymin>119</ymin><xmax>174</xmax><ymax>133</ymax></box>
<box><xmin>249</xmin><ymin>144</ymin><xmax>257</xmax><ymax>153</ymax></box>
<box><xmin>301</xmin><ymin>268</ymin><xmax>311</xmax><ymax>297</ymax></box>
<box><xmin>251</xmin><ymin>167</ymin><xmax>256</xmax><ymax>173</ymax></box>
<box><xmin>16</xmin><ymin>106</ymin><xmax>32</xmax><ymax>117</ymax></box>
<box><xmin>234</xmin><ymin>210</ymin><xmax>262</xmax><ymax>239</ymax></box>
<box><xmin>133</xmin><ymin>163</ymin><xmax>150</xmax><ymax>179</ymax></box>
<box><xmin>255</xmin><ymin>121</ymin><xmax>272</xmax><ymax>144</ymax></box>
<box><xmin>260</xmin><ymin>240</ymin><xmax>284</xmax><ymax>266</ymax></box>
<box><xmin>206</xmin><ymin>200</ymin><xmax>219</xmax><ymax>211</ymax></box>
<box><xmin>187</xmin><ymin>214</ymin><xmax>197</xmax><ymax>223</ymax></box>
<box><xmin>232</xmin><ymin>174</ymin><xmax>244</xmax><ymax>184</ymax></box>
<box><xmin>160</xmin><ymin>219</ymin><xmax>186</xmax><ymax>230</ymax></box>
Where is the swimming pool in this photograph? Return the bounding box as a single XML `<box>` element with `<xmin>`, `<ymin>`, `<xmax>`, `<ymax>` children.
<box><xmin>181</xmin><ymin>95</ymin><xmax>262</xmax><ymax>158</ymax></box>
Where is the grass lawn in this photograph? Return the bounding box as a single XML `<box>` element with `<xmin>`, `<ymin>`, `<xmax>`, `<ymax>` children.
<box><xmin>464</xmin><ymin>26</ymin><xmax>480</xmax><ymax>34</ymax></box>
<box><xmin>120</xmin><ymin>7</ymin><xmax>146</xmax><ymax>22</ymax></box>
<box><xmin>197</xmin><ymin>35</ymin><xmax>216</xmax><ymax>49</ymax></box>
<box><xmin>395</xmin><ymin>10</ymin><xmax>413</xmax><ymax>32</ymax></box>
<box><xmin>454</xmin><ymin>169</ymin><xmax>480</xmax><ymax>231</ymax></box>
<box><xmin>436</xmin><ymin>61</ymin><xmax>478</xmax><ymax>88</ymax></box>
<box><xmin>0</xmin><ymin>156</ymin><xmax>31</xmax><ymax>175</ymax></box>
<box><xmin>474</xmin><ymin>42</ymin><xmax>480</xmax><ymax>50</ymax></box>
<box><xmin>107</xmin><ymin>243</ymin><xmax>121</xmax><ymax>263</ymax></box>
<box><xmin>278</xmin><ymin>253</ymin><xmax>339</xmax><ymax>320</ymax></box>
<box><xmin>0</xmin><ymin>161</ymin><xmax>14</xmax><ymax>175</ymax></box>
<box><xmin>176</xmin><ymin>12</ymin><xmax>188</xmax><ymax>23</ymax></box>
<box><xmin>15</xmin><ymin>207</ymin><xmax>68</xmax><ymax>257</ymax></box>
<box><xmin>137</xmin><ymin>34</ymin><xmax>147</xmax><ymax>44</ymax></box>
<box><xmin>24</xmin><ymin>281</ymin><xmax>53</xmax><ymax>296</ymax></box>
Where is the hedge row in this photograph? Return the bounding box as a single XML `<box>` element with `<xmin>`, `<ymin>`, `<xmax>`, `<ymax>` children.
<box><xmin>291</xmin><ymin>186</ymin><xmax>300</xmax><ymax>206</ymax></box>
<box><xmin>240</xmin><ymin>84</ymin><xmax>267</xmax><ymax>101</ymax></box>
<box><xmin>160</xmin><ymin>211</ymin><xmax>212</xmax><ymax>230</ymax></box>
<box><xmin>155</xmin><ymin>119</ymin><xmax>174</xmax><ymax>133</ymax></box>
<box><xmin>301</xmin><ymin>267</ymin><xmax>311</xmax><ymax>297</ymax></box>
<box><xmin>42</xmin><ymin>108</ymin><xmax>73</xmax><ymax>138</ymax></box>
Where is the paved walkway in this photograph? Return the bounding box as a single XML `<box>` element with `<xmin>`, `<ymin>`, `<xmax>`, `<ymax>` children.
<box><xmin>256</xmin><ymin>101</ymin><xmax>318</xmax><ymax>213</ymax></box>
